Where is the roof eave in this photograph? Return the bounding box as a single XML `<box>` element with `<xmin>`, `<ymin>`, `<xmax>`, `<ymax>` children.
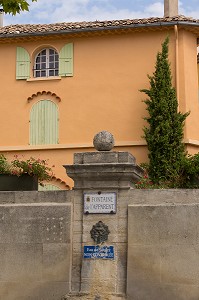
<box><xmin>0</xmin><ymin>20</ymin><xmax>199</xmax><ymax>39</ymax></box>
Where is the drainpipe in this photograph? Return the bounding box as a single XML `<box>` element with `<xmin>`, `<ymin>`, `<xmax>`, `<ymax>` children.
<box><xmin>174</xmin><ymin>24</ymin><xmax>188</xmax><ymax>142</ymax></box>
<box><xmin>0</xmin><ymin>9</ymin><xmax>3</xmax><ymax>27</ymax></box>
<box><xmin>174</xmin><ymin>25</ymin><xmax>179</xmax><ymax>104</ymax></box>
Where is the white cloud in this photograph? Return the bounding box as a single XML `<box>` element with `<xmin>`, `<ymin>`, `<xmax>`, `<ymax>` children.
<box><xmin>4</xmin><ymin>0</ymin><xmax>165</xmax><ymax>25</ymax></box>
<box><xmin>45</xmin><ymin>0</ymin><xmax>164</xmax><ymax>21</ymax></box>
<box><xmin>145</xmin><ymin>2</ymin><xmax>164</xmax><ymax>16</ymax></box>
<box><xmin>3</xmin><ymin>0</ymin><xmax>199</xmax><ymax>26</ymax></box>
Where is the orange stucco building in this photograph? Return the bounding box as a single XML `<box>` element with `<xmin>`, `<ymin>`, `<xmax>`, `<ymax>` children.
<box><xmin>0</xmin><ymin>10</ymin><xmax>199</xmax><ymax>189</ymax></box>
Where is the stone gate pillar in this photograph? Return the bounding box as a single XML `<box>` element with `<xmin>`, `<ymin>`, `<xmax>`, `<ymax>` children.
<box><xmin>63</xmin><ymin>131</ymin><xmax>143</xmax><ymax>300</ymax></box>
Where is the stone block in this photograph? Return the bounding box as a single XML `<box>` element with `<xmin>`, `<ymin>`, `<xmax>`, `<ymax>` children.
<box><xmin>117</xmin><ymin>244</ymin><xmax>127</xmax><ymax>281</ymax></box>
<box><xmin>170</xmin><ymin>284</ymin><xmax>199</xmax><ymax>300</ymax></box>
<box><xmin>14</xmin><ymin>191</ymin><xmax>39</xmax><ymax>203</ymax></box>
<box><xmin>40</xmin><ymin>205</ymin><xmax>71</xmax><ymax>244</ymax></box>
<box><xmin>73</xmin><ymin>232</ymin><xmax>82</xmax><ymax>244</ymax></box>
<box><xmin>81</xmin><ymin>260</ymin><xmax>94</xmax><ymax>279</ymax></box>
<box><xmin>81</xmin><ymin>278</ymin><xmax>116</xmax><ymax>294</ymax></box>
<box><xmin>14</xmin><ymin>190</ymin><xmax>72</xmax><ymax>204</ymax></box>
<box><xmin>118</xmin><ymin>152</ymin><xmax>136</xmax><ymax>164</ymax></box>
<box><xmin>117</xmin><ymin>217</ymin><xmax>127</xmax><ymax>233</ymax></box>
<box><xmin>0</xmin><ymin>192</ymin><xmax>15</xmax><ymax>204</ymax></box>
<box><xmin>66</xmin><ymin>163</ymin><xmax>143</xmax><ymax>190</ymax></box>
<box><xmin>0</xmin><ymin>281</ymin><xmax>35</xmax><ymax>300</ymax></box>
<box><xmin>0</xmin><ymin>207</ymin><xmax>15</xmax><ymax>243</ymax></box>
<box><xmin>127</xmin><ymin>245</ymin><xmax>161</xmax><ymax>286</ymax></box>
<box><xmin>73</xmin><ymin>204</ymin><xmax>83</xmax><ymax>221</ymax></box>
<box><xmin>127</xmin><ymin>281</ymin><xmax>199</xmax><ymax>300</ymax></box>
<box><xmin>73</xmin><ymin>242</ymin><xmax>82</xmax><ymax>253</ymax></box>
<box><xmin>42</xmin><ymin>243</ymin><xmax>71</xmax><ymax>281</ymax></box>
<box><xmin>116</xmin><ymin>280</ymin><xmax>126</xmax><ymax>294</ymax></box>
<box><xmin>83</xmin><ymin>152</ymin><xmax>119</xmax><ymax>164</ymax></box>
<box><xmin>117</xmin><ymin>233</ymin><xmax>127</xmax><ymax>243</ymax></box>
<box><xmin>1</xmin><ymin>243</ymin><xmax>43</xmax><ymax>282</ymax></box>
<box><xmin>73</xmin><ymin>220</ymin><xmax>83</xmax><ymax>233</ymax></box>
<box><xmin>127</xmin><ymin>203</ymin><xmax>199</xmax><ymax>299</ymax></box>
<box><xmin>71</xmin><ymin>263</ymin><xmax>81</xmax><ymax>282</ymax></box>
<box><xmin>73</xmin><ymin>190</ymin><xmax>84</xmax><ymax>198</ymax></box>
<box><xmin>127</xmin><ymin>281</ymin><xmax>172</xmax><ymax>300</ymax></box>
<box><xmin>34</xmin><ymin>281</ymin><xmax>70</xmax><ymax>300</ymax></box>
<box><xmin>128</xmin><ymin>204</ymin><xmax>198</xmax><ymax>246</ymax></box>
<box><xmin>74</xmin><ymin>153</ymin><xmax>84</xmax><ymax>164</ymax></box>
<box><xmin>161</xmin><ymin>245</ymin><xmax>199</xmax><ymax>285</ymax></box>
<box><xmin>118</xmin><ymin>201</ymin><xmax>129</xmax><ymax>210</ymax></box>
<box><xmin>74</xmin><ymin>151</ymin><xmax>136</xmax><ymax>165</ymax></box>
<box><xmin>0</xmin><ymin>199</ymin><xmax>72</xmax><ymax>299</ymax></box>
<box><xmin>0</xmin><ymin>203</ymin><xmax>72</xmax><ymax>243</ymax></box>
<box><xmin>71</xmin><ymin>281</ymin><xmax>81</xmax><ymax>292</ymax></box>
<box><xmin>71</xmin><ymin>252</ymin><xmax>82</xmax><ymax>284</ymax></box>
<box><xmin>129</xmin><ymin>189</ymin><xmax>199</xmax><ymax>205</ymax></box>
<box><xmin>0</xmin><ymin>204</ymin><xmax>71</xmax><ymax>244</ymax></box>
<box><xmin>36</xmin><ymin>191</ymin><xmax>72</xmax><ymax>203</ymax></box>
<box><xmin>81</xmin><ymin>259</ymin><xmax>117</xmax><ymax>280</ymax></box>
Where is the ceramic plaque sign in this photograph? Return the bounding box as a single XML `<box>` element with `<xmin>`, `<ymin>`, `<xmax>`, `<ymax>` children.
<box><xmin>84</xmin><ymin>192</ymin><xmax>116</xmax><ymax>214</ymax></box>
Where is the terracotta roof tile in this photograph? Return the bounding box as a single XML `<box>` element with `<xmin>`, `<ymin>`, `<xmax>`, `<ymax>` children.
<box><xmin>0</xmin><ymin>15</ymin><xmax>199</xmax><ymax>37</ymax></box>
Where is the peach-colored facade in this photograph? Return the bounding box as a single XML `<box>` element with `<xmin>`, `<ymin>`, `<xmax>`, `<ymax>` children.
<box><xmin>0</xmin><ymin>20</ymin><xmax>199</xmax><ymax>188</ymax></box>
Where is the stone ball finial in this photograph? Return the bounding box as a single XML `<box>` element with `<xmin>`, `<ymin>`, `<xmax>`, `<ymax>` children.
<box><xmin>93</xmin><ymin>131</ymin><xmax>115</xmax><ymax>151</ymax></box>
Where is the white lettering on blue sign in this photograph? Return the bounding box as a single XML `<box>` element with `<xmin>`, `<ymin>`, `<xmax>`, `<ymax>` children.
<box><xmin>83</xmin><ymin>245</ymin><xmax>114</xmax><ymax>259</ymax></box>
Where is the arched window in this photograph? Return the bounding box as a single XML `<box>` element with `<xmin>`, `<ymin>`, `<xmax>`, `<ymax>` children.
<box><xmin>34</xmin><ymin>48</ymin><xmax>59</xmax><ymax>78</ymax></box>
<box><xmin>30</xmin><ymin>100</ymin><xmax>59</xmax><ymax>145</ymax></box>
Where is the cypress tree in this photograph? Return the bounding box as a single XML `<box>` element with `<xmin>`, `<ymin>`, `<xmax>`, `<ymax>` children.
<box><xmin>141</xmin><ymin>37</ymin><xmax>189</xmax><ymax>184</ymax></box>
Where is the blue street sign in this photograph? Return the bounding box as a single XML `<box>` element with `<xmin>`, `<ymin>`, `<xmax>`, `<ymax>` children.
<box><xmin>83</xmin><ymin>245</ymin><xmax>114</xmax><ymax>259</ymax></box>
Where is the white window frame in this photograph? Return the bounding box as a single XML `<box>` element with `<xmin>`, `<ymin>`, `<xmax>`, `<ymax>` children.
<box><xmin>34</xmin><ymin>48</ymin><xmax>59</xmax><ymax>78</ymax></box>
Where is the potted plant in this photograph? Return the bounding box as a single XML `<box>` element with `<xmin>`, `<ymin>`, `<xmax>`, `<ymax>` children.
<box><xmin>0</xmin><ymin>154</ymin><xmax>54</xmax><ymax>191</ymax></box>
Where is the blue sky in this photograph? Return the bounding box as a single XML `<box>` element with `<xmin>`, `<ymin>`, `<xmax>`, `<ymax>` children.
<box><xmin>3</xmin><ymin>0</ymin><xmax>199</xmax><ymax>26</ymax></box>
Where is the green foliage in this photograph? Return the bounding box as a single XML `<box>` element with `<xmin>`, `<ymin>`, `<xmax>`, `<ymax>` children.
<box><xmin>141</xmin><ymin>37</ymin><xmax>189</xmax><ymax>185</ymax></box>
<box><xmin>0</xmin><ymin>0</ymin><xmax>37</xmax><ymax>15</ymax></box>
<box><xmin>0</xmin><ymin>154</ymin><xmax>10</xmax><ymax>174</ymax></box>
<box><xmin>135</xmin><ymin>164</ymin><xmax>180</xmax><ymax>189</ymax></box>
<box><xmin>181</xmin><ymin>154</ymin><xmax>199</xmax><ymax>188</ymax></box>
<box><xmin>12</xmin><ymin>156</ymin><xmax>53</xmax><ymax>183</ymax></box>
<box><xmin>136</xmin><ymin>154</ymin><xmax>199</xmax><ymax>189</ymax></box>
<box><xmin>0</xmin><ymin>154</ymin><xmax>54</xmax><ymax>184</ymax></box>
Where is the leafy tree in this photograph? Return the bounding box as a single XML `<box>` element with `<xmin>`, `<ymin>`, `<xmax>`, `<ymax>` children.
<box><xmin>0</xmin><ymin>0</ymin><xmax>37</xmax><ymax>15</ymax></box>
<box><xmin>141</xmin><ymin>37</ymin><xmax>189</xmax><ymax>185</ymax></box>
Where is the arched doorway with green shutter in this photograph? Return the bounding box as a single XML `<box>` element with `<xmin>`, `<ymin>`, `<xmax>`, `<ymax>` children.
<box><xmin>30</xmin><ymin>100</ymin><xmax>59</xmax><ymax>145</ymax></box>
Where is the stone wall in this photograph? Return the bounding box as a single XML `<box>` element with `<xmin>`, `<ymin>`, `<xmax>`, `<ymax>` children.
<box><xmin>0</xmin><ymin>191</ymin><xmax>73</xmax><ymax>300</ymax></box>
<box><xmin>1</xmin><ymin>189</ymin><xmax>199</xmax><ymax>300</ymax></box>
<box><xmin>127</xmin><ymin>189</ymin><xmax>199</xmax><ymax>300</ymax></box>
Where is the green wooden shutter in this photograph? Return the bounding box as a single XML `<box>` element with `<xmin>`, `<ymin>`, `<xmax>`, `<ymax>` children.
<box><xmin>39</xmin><ymin>184</ymin><xmax>61</xmax><ymax>191</ymax></box>
<box><xmin>16</xmin><ymin>47</ymin><xmax>30</xmax><ymax>79</ymax></box>
<box><xmin>30</xmin><ymin>100</ymin><xmax>59</xmax><ymax>145</ymax></box>
<box><xmin>59</xmin><ymin>43</ymin><xmax>73</xmax><ymax>77</ymax></box>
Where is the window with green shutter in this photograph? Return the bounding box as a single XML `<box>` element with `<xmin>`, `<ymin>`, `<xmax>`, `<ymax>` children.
<box><xmin>16</xmin><ymin>47</ymin><xmax>30</xmax><ymax>79</ymax></box>
<box><xmin>30</xmin><ymin>100</ymin><xmax>59</xmax><ymax>145</ymax></box>
<box><xmin>59</xmin><ymin>43</ymin><xmax>73</xmax><ymax>77</ymax></box>
<box><xmin>16</xmin><ymin>43</ymin><xmax>74</xmax><ymax>80</ymax></box>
